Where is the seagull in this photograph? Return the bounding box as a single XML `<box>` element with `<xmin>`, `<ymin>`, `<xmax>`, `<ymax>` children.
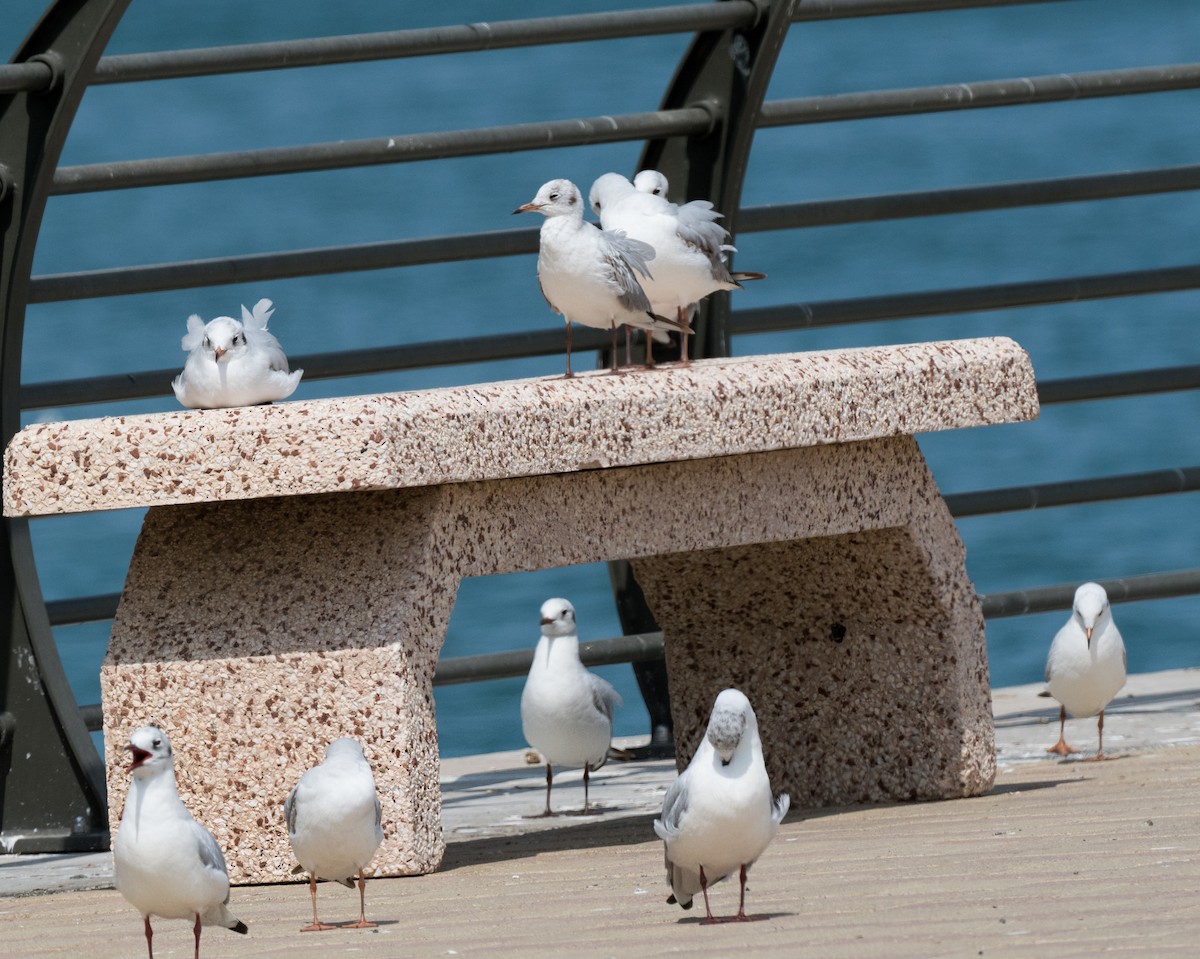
<box><xmin>172</xmin><ymin>297</ymin><xmax>303</xmax><ymax>408</ymax></box>
<box><xmin>520</xmin><ymin>597</ymin><xmax>622</xmax><ymax>815</ymax></box>
<box><xmin>1044</xmin><ymin>582</ymin><xmax>1127</xmax><ymax>759</ymax></box>
<box><xmin>112</xmin><ymin>725</ymin><xmax>248</xmax><ymax>959</ymax></box>
<box><xmin>654</xmin><ymin>688</ymin><xmax>789</xmax><ymax>923</ymax></box>
<box><xmin>633</xmin><ymin>169</ymin><xmax>670</xmax><ymax>197</ymax></box>
<box><xmin>284</xmin><ymin>738</ymin><xmax>384</xmax><ymax>932</ymax></box>
<box><xmin>513</xmin><ymin>179</ymin><xmax>689</xmax><ymax>376</ymax></box>
<box><xmin>590</xmin><ymin>171</ymin><xmax>766</xmax><ymax>364</ymax></box>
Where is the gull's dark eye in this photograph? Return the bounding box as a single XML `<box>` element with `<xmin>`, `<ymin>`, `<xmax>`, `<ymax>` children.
<box><xmin>202</xmin><ymin>336</ymin><xmax>211</xmax><ymax>348</ymax></box>
<box><xmin>548</xmin><ymin>192</ymin><xmax>559</xmax><ymax>201</ymax></box>
<box><xmin>152</xmin><ymin>738</ymin><xmax>161</xmax><ymax>748</ymax></box>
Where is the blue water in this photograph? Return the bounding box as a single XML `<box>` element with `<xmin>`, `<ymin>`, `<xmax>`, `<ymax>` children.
<box><xmin>5</xmin><ymin>1</ymin><xmax>1200</xmax><ymax>758</ymax></box>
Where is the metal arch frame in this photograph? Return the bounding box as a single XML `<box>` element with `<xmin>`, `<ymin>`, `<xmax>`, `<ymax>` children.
<box><xmin>608</xmin><ymin>0</ymin><xmax>798</xmax><ymax>756</ymax></box>
<box><xmin>1</xmin><ymin>0</ymin><xmax>132</xmax><ymax>852</ymax></box>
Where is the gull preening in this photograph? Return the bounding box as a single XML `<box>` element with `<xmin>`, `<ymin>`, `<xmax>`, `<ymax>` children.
<box><xmin>514</xmin><ymin>178</ymin><xmax>689</xmax><ymax>376</ymax></box>
<box><xmin>112</xmin><ymin>725</ymin><xmax>248</xmax><ymax>959</ymax></box>
<box><xmin>520</xmin><ymin>597</ymin><xmax>622</xmax><ymax>815</ymax></box>
<box><xmin>172</xmin><ymin>297</ymin><xmax>303</xmax><ymax>408</ymax></box>
<box><xmin>284</xmin><ymin>737</ymin><xmax>384</xmax><ymax>931</ymax></box>
<box><xmin>654</xmin><ymin>688</ymin><xmax>789</xmax><ymax>923</ymax></box>
<box><xmin>589</xmin><ymin>170</ymin><xmax>765</xmax><ymax>364</ymax></box>
<box><xmin>1044</xmin><ymin>581</ymin><xmax>1127</xmax><ymax>759</ymax></box>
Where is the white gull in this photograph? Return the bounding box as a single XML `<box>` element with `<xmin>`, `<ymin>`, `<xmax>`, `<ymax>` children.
<box><xmin>112</xmin><ymin>725</ymin><xmax>248</xmax><ymax>959</ymax></box>
<box><xmin>285</xmin><ymin>737</ymin><xmax>384</xmax><ymax>931</ymax></box>
<box><xmin>1045</xmin><ymin>581</ymin><xmax>1127</xmax><ymax>759</ymax></box>
<box><xmin>520</xmin><ymin>597</ymin><xmax>622</xmax><ymax>815</ymax></box>
<box><xmin>589</xmin><ymin>171</ymin><xmax>765</xmax><ymax>364</ymax></box>
<box><xmin>172</xmin><ymin>297</ymin><xmax>302</xmax><ymax>409</ymax></box>
<box><xmin>654</xmin><ymin>688</ymin><xmax>789</xmax><ymax>922</ymax></box>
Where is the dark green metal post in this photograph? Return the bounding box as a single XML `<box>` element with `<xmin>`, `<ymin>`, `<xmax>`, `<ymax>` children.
<box><xmin>609</xmin><ymin>0</ymin><xmax>798</xmax><ymax>756</ymax></box>
<box><xmin>1</xmin><ymin>0</ymin><xmax>131</xmax><ymax>852</ymax></box>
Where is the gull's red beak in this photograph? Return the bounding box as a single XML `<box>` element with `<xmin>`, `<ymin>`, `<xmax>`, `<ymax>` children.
<box><xmin>1085</xmin><ymin>626</ymin><xmax>1094</xmax><ymax>648</ymax></box>
<box><xmin>213</xmin><ymin>346</ymin><xmax>227</xmax><ymax>361</ymax></box>
<box><xmin>127</xmin><ymin>744</ymin><xmax>151</xmax><ymax>771</ymax></box>
<box><xmin>513</xmin><ymin>201</ymin><xmax>540</xmax><ymax>215</ymax></box>
<box><xmin>540</xmin><ymin>616</ymin><xmax>553</xmax><ymax>626</ymax></box>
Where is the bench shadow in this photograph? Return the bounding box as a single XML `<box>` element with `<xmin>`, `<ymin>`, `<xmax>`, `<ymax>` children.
<box><xmin>440</xmin><ymin>812</ymin><xmax>660</xmax><ymax>871</ymax></box>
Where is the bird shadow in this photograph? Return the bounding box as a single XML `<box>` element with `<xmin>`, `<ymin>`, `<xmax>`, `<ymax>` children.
<box><xmin>674</xmin><ymin>911</ymin><xmax>796</xmax><ymax>925</ymax></box>
<box><xmin>299</xmin><ymin>918</ymin><xmax>403</xmax><ymax>931</ymax></box>
<box><xmin>439</xmin><ymin>812</ymin><xmax>659</xmax><ymax>872</ymax></box>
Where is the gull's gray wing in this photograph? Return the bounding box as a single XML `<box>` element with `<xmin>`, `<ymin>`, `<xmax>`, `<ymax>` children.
<box><xmin>284</xmin><ymin>783</ymin><xmax>299</xmax><ymax>835</ymax></box>
<box><xmin>598</xmin><ymin>229</ymin><xmax>655</xmax><ymax>313</ymax></box>
<box><xmin>673</xmin><ymin>199</ymin><xmax>731</xmax><ymax>256</ymax></box>
<box><xmin>245</xmin><ymin>328</ymin><xmax>292</xmax><ymax>373</ymax></box>
<box><xmin>588</xmin><ymin>671</ymin><xmax>623</xmax><ymax>724</ymax></box>
<box><xmin>654</xmin><ymin>767</ymin><xmax>691</xmax><ymax>842</ymax></box>
<box><xmin>192</xmin><ymin>819</ymin><xmax>231</xmax><ymax>880</ymax></box>
<box><xmin>771</xmin><ymin>792</ymin><xmax>791</xmax><ymax>827</ymax></box>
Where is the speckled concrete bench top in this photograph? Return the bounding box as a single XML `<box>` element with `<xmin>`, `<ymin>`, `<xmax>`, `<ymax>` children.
<box><xmin>3</xmin><ymin>338</ymin><xmax>1037</xmax><ymax>517</ymax></box>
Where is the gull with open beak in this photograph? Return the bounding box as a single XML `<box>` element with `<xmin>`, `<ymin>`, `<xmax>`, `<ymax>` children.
<box><xmin>112</xmin><ymin>725</ymin><xmax>248</xmax><ymax>959</ymax></box>
<box><xmin>1044</xmin><ymin>581</ymin><xmax>1127</xmax><ymax>759</ymax></box>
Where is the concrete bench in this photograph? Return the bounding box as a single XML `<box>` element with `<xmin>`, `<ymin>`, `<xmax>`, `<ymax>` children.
<box><xmin>3</xmin><ymin>337</ymin><xmax>1038</xmax><ymax>883</ymax></box>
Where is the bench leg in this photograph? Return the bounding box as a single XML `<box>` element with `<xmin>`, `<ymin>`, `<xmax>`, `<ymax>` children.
<box><xmin>101</xmin><ymin>489</ymin><xmax>457</xmax><ymax>883</ymax></box>
<box><xmin>633</xmin><ymin>524</ymin><xmax>995</xmax><ymax>805</ymax></box>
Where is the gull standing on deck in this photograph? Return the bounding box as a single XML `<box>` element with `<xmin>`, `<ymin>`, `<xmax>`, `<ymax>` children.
<box><xmin>654</xmin><ymin>688</ymin><xmax>789</xmax><ymax>923</ymax></box>
<box><xmin>1044</xmin><ymin>581</ymin><xmax>1127</xmax><ymax>759</ymax></box>
<box><xmin>285</xmin><ymin>737</ymin><xmax>384</xmax><ymax>931</ymax></box>
<box><xmin>590</xmin><ymin>171</ymin><xmax>765</xmax><ymax>364</ymax></box>
<box><xmin>172</xmin><ymin>297</ymin><xmax>303</xmax><ymax>408</ymax></box>
<box><xmin>513</xmin><ymin>178</ymin><xmax>689</xmax><ymax>376</ymax></box>
<box><xmin>520</xmin><ymin>597</ymin><xmax>622</xmax><ymax>815</ymax></box>
<box><xmin>112</xmin><ymin>725</ymin><xmax>248</xmax><ymax>959</ymax></box>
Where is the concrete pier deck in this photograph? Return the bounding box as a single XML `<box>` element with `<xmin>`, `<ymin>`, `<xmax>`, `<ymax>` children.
<box><xmin>4</xmin><ymin>669</ymin><xmax>1199</xmax><ymax>958</ymax></box>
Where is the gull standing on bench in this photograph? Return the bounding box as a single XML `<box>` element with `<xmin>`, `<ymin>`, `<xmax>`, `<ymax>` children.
<box><xmin>654</xmin><ymin>688</ymin><xmax>789</xmax><ymax>923</ymax></box>
<box><xmin>285</xmin><ymin>737</ymin><xmax>384</xmax><ymax>931</ymax></box>
<box><xmin>172</xmin><ymin>297</ymin><xmax>303</xmax><ymax>409</ymax></box>
<box><xmin>1044</xmin><ymin>581</ymin><xmax>1127</xmax><ymax>759</ymax></box>
<box><xmin>513</xmin><ymin>178</ymin><xmax>689</xmax><ymax>376</ymax></box>
<box><xmin>521</xmin><ymin>597</ymin><xmax>622</xmax><ymax>815</ymax></box>
<box><xmin>113</xmin><ymin>725</ymin><xmax>248</xmax><ymax>959</ymax></box>
<box><xmin>590</xmin><ymin>171</ymin><xmax>765</xmax><ymax>365</ymax></box>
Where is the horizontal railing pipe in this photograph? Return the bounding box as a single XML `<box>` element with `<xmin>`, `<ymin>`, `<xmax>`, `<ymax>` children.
<box><xmin>90</xmin><ymin>4</ymin><xmax>758</xmax><ymax>84</ymax></box>
<box><xmin>1037</xmin><ymin>366</ymin><xmax>1200</xmax><ymax>404</ymax></box>
<box><xmin>27</xmin><ymin>227</ymin><xmax>541</xmax><ymax>304</ymax></box>
<box><xmin>50</xmin><ymin>107</ymin><xmax>714</xmax><ymax>195</ymax></box>
<box><xmin>759</xmin><ymin>63</ymin><xmax>1200</xmax><ymax>127</ymax></box>
<box><xmin>732</xmin><ymin>264</ymin><xmax>1200</xmax><ymax>334</ymax></box>
<box><xmin>433</xmin><ymin>632</ymin><xmax>668</xmax><ymax>686</ymax></box>
<box><xmin>946</xmin><ymin>466</ymin><xmax>1200</xmax><ymax>517</ymax></box>
<box><xmin>0</xmin><ymin>60</ymin><xmax>56</xmax><ymax>95</ymax></box>
<box><xmin>980</xmin><ymin>568</ymin><xmax>1200</xmax><ymax>618</ymax></box>
<box><xmin>792</xmin><ymin>0</ymin><xmax>1074</xmax><ymax>18</ymax></box>
<box><xmin>31</xmin><ymin>168</ymin><xmax>1200</xmax><ymax>302</ymax></box>
<box><xmin>737</xmin><ymin>165</ymin><xmax>1200</xmax><ymax>233</ymax></box>
<box><xmin>19</xmin><ymin>324</ymin><xmax>612</xmax><ymax>409</ymax></box>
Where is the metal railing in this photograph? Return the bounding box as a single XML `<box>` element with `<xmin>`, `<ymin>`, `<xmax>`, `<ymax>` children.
<box><xmin>2</xmin><ymin>0</ymin><xmax>1198</xmax><ymax>850</ymax></box>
